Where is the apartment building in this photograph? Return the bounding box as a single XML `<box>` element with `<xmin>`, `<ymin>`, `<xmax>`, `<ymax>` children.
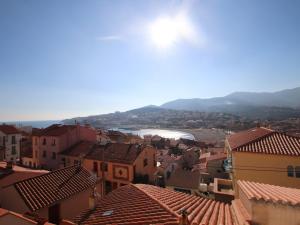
<box><xmin>22</xmin><ymin>124</ymin><xmax>97</xmax><ymax>170</ymax></box>
<box><xmin>0</xmin><ymin>125</ymin><xmax>22</xmax><ymax>163</ymax></box>
<box><xmin>226</xmin><ymin>126</ymin><xmax>300</xmax><ymax>189</ymax></box>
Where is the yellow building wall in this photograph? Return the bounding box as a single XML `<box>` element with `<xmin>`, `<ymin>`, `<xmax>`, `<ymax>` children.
<box><xmin>133</xmin><ymin>146</ymin><xmax>156</xmax><ymax>183</ymax></box>
<box><xmin>232</xmin><ymin>151</ymin><xmax>300</xmax><ymax>189</ymax></box>
<box><xmin>83</xmin><ymin>159</ymin><xmax>133</xmax><ymax>186</ymax></box>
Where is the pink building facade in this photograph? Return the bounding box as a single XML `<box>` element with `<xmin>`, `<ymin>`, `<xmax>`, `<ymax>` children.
<box><xmin>22</xmin><ymin>124</ymin><xmax>97</xmax><ymax>170</ymax></box>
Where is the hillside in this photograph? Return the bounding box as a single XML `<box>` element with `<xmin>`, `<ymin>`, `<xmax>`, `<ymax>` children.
<box><xmin>161</xmin><ymin>87</ymin><xmax>300</xmax><ymax>119</ymax></box>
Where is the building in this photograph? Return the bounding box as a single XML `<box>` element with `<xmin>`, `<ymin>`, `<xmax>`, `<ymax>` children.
<box><xmin>1</xmin><ymin>166</ymin><xmax>97</xmax><ymax>224</ymax></box>
<box><xmin>75</xmin><ymin>183</ymin><xmax>234</xmax><ymax>225</ymax></box>
<box><xmin>233</xmin><ymin>180</ymin><xmax>300</xmax><ymax>225</ymax></box>
<box><xmin>197</xmin><ymin>151</ymin><xmax>228</xmax><ymax>183</ymax></box>
<box><xmin>165</xmin><ymin>168</ymin><xmax>201</xmax><ymax>195</ymax></box>
<box><xmin>226</xmin><ymin>126</ymin><xmax>300</xmax><ymax>188</ymax></box>
<box><xmin>59</xmin><ymin>141</ymin><xmax>95</xmax><ymax>168</ymax></box>
<box><xmin>84</xmin><ymin>143</ymin><xmax>156</xmax><ymax>193</ymax></box>
<box><xmin>60</xmin><ymin>142</ymin><xmax>157</xmax><ymax>194</ymax></box>
<box><xmin>0</xmin><ymin>125</ymin><xmax>22</xmax><ymax>163</ymax></box>
<box><xmin>22</xmin><ymin>124</ymin><xmax>97</xmax><ymax>170</ymax></box>
<box><xmin>212</xmin><ymin>178</ymin><xmax>234</xmax><ymax>203</ymax></box>
<box><xmin>155</xmin><ymin>153</ymin><xmax>182</xmax><ymax>186</ymax></box>
<box><xmin>0</xmin><ymin>162</ymin><xmax>48</xmax><ymax>204</ymax></box>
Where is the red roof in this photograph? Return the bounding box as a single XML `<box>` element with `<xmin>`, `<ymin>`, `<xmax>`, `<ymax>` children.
<box><xmin>233</xmin><ymin>132</ymin><xmax>300</xmax><ymax>156</ymax></box>
<box><xmin>59</xmin><ymin>141</ymin><xmax>95</xmax><ymax>157</ymax></box>
<box><xmin>12</xmin><ymin>166</ymin><xmax>96</xmax><ymax>211</ymax></box>
<box><xmin>0</xmin><ymin>125</ymin><xmax>20</xmax><ymax>135</ymax></box>
<box><xmin>227</xmin><ymin>127</ymin><xmax>273</xmax><ymax>150</ymax></box>
<box><xmin>77</xmin><ymin>184</ymin><xmax>234</xmax><ymax>225</ymax></box>
<box><xmin>33</xmin><ymin>124</ymin><xmax>77</xmax><ymax>137</ymax></box>
<box><xmin>85</xmin><ymin>143</ymin><xmax>144</xmax><ymax>164</ymax></box>
<box><xmin>237</xmin><ymin>180</ymin><xmax>300</xmax><ymax>206</ymax></box>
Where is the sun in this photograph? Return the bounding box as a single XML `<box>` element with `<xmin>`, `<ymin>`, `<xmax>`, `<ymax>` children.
<box><xmin>149</xmin><ymin>16</ymin><xmax>179</xmax><ymax>49</ymax></box>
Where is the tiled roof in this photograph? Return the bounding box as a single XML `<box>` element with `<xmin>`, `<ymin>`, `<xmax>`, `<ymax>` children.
<box><xmin>13</xmin><ymin>166</ymin><xmax>96</xmax><ymax>211</ymax></box>
<box><xmin>237</xmin><ymin>180</ymin><xmax>300</xmax><ymax>206</ymax></box>
<box><xmin>76</xmin><ymin>184</ymin><xmax>178</xmax><ymax>225</ymax></box>
<box><xmin>85</xmin><ymin>143</ymin><xmax>143</xmax><ymax>164</ymax></box>
<box><xmin>59</xmin><ymin>141</ymin><xmax>95</xmax><ymax>157</ymax></box>
<box><xmin>234</xmin><ymin>132</ymin><xmax>300</xmax><ymax>156</ymax></box>
<box><xmin>33</xmin><ymin>124</ymin><xmax>77</xmax><ymax>137</ymax></box>
<box><xmin>165</xmin><ymin>168</ymin><xmax>200</xmax><ymax>189</ymax></box>
<box><xmin>227</xmin><ymin>127</ymin><xmax>273</xmax><ymax>150</ymax></box>
<box><xmin>76</xmin><ymin>184</ymin><xmax>234</xmax><ymax>225</ymax></box>
<box><xmin>0</xmin><ymin>125</ymin><xmax>20</xmax><ymax>134</ymax></box>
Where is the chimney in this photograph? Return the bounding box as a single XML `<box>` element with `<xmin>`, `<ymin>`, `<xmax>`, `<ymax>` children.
<box><xmin>179</xmin><ymin>209</ymin><xmax>189</xmax><ymax>225</ymax></box>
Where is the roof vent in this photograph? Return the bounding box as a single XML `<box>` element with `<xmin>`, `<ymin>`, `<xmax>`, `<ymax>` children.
<box><xmin>102</xmin><ymin>210</ymin><xmax>113</xmax><ymax>216</ymax></box>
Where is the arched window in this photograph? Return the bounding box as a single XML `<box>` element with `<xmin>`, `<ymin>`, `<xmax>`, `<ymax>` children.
<box><xmin>287</xmin><ymin>166</ymin><xmax>294</xmax><ymax>177</ymax></box>
<box><xmin>295</xmin><ymin>166</ymin><xmax>300</xmax><ymax>178</ymax></box>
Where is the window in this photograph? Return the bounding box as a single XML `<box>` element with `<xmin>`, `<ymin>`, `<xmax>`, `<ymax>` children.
<box><xmin>43</xmin><ymin>151</ymin><xmax>47</xmax><ymax>158</ymax></box>
<box><xmin>74</xmin><ymin>160</ymin><xmax>79</xmax><ymax>165</ymax></box>
<box><xmin>35</xmin><ymin>138</ymin><xmax>38</xmax><ymax>145</ymax></box>
<box><xmin>35</xmin><ymin>151</ymin><xmax>38</xmax><ymax>158</ymax></box>
<box><xmin>11</xmin><ymin>136</ymin><xmax>16</xmax><ymax>144</ymax></box>
<box><xmin>287</xmin><ymin>165</ymin><xmax>294</xmax><ymax>177</ymax></box>
<box><xmin>52</xmin><ymin>152</ymin><xmax>56</xmax><ymax>160</ymax></box>
<box><xmin>153</xmin><ymin>154</ymin><xmax>156</xmax><ymax>167</ymax></box>
<box><xmin>101</xmin><ymin>162</ymin><xmax>108</xmax><ymax>172</ymax></box>
<box><xmin>43</xmin><ymin>138</ymin><xmax>46</xmax><ymax>145</ymax></box>
<box><xmin>143</xmin><ymin>158</ymin><xmax>148</xmax><ymax>167</ymax></box>
<box><xmin>295</xmin><ymin>166</ymin><xmax>300</xmax><ymax>178</ymax></box>
<box><xmin>11</xmin><ymin>146</ymin><xmax>16</xmax><ymax>155</ymax></box>
<box><xmin>93</xmin><ymin>162</ymin><xmax>98</xmax><ymax>173</ymax></box>
<box><xmin>52</xmin><ymin>139</ymin><xmax>56</xmax><ymax>146</ymax></box>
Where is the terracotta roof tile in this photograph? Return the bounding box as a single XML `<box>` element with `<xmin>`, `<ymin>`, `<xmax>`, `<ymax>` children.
<box><xmin>77</xmin><ymin>184</ymin><xmax>234</xmax><ymax>225</ymax></box>
<box><xmin>85</xmin><ymin>143</ymin><xmax>143</xmax><ymax>164</ymax></box>
<box><xmin>227</xmin><ymin>127</ymin><xmax>273</xmax><ymax>150</ymax></box>
<box><xmin>13</xmin><ymin>166</ymin><xmax>96</xmax><ymax>211</ymax></box>
<box><xmin>59</xmin><ymin>141</ymin><xmax>95</xmax><ymax>157</ymax></box>
<box><xmin>0</xmin><ymin>125</ymin><xmax>21</xmax><ymax>134</ymax></box>
<box><xmin>33</xmin><ymin>124</ymin><xmax>77</xmax><ymax>137</ymax></box>
<box><xmin>237</xmin><ymin>180</ymin><xmax>300</xmax><ymax>206</ymax></box>
<box><xmin>234</xmin><ymin>132</ymin><xmax>300</xmax><ymax>156</ymax></box>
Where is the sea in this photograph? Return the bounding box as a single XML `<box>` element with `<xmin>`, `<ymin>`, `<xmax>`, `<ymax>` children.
<box><xmin>1</xmin><ymin>120</ymin><xmax>61</xmax><ymax>129</ymax></box>
<box><xmin>113</xmin><ymin>128</ymin><xmax>195</xmax><ymax>140</ymax></box>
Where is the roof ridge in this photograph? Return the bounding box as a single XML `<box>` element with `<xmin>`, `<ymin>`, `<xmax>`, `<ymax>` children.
<box><xmin>10</xmin><ymin>165</ymin><xmax>80</xmax><ymax>187</ymax></box>
<box><xmin>232</xmin><ymin>130</ymin><xmax>276</xmax><ymax>151</ymax></box>
<box><xmin>133</xmin><ymin>184</ymin><xmax>180</xmax><ymax>219</ymax></box>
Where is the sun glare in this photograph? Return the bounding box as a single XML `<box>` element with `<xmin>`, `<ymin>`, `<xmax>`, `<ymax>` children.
<box><xmin>148</xmin><ymin>13</ymin><xmax>198</xmax><ymax>49</ymax></box>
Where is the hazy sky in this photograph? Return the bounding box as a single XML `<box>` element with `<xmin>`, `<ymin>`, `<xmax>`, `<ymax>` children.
<box><xmin>1</xmin><ymin>0</ymin><xmax>300</xmax><ymax>121</ymax></box>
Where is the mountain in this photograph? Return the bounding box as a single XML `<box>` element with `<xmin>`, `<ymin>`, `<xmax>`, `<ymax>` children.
<box><xmin>63</xmin><ymin>106</ymin><xmax>249</xmax><ymax>130</ymax></box>
<box><xmin>161</xmin><ymin>87</ymin><xmax>300</xmax><ymax>119</ymax></box>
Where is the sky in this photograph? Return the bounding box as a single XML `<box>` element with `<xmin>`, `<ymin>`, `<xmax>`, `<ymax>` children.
<box><xmin>1</xmin><ymin>0</ymin><xmax>300</xmax><ymax>121</ymax></box>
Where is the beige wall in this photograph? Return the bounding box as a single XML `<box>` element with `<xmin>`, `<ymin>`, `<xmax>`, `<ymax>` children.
<box><xmin>134</xmin><ymin>146</ymin><xmax>156</xmax><ymax>183</ymax></box>
<box><xmin>1</xmin><ymin>186</ymin><xmax>29</xmax><ymax>214</ymax></box>
<box><xmin>2</xmin><ymin>185</ymin><xmax>94</xmax><ymax>222</ymax></box>
<box><xmin>0</xmin><ymin>214</ymin><xmax>37</xmax><ymax>225</ymax></box>
<box><xmin>236</xmin><ymin>183</ymin><xmax>300</xmax><ymax>225</ymax></box>
<box><xmin>232</xmin><ymin>152</ymin><xmax>300</xmax><ymax>189</ymax></box>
